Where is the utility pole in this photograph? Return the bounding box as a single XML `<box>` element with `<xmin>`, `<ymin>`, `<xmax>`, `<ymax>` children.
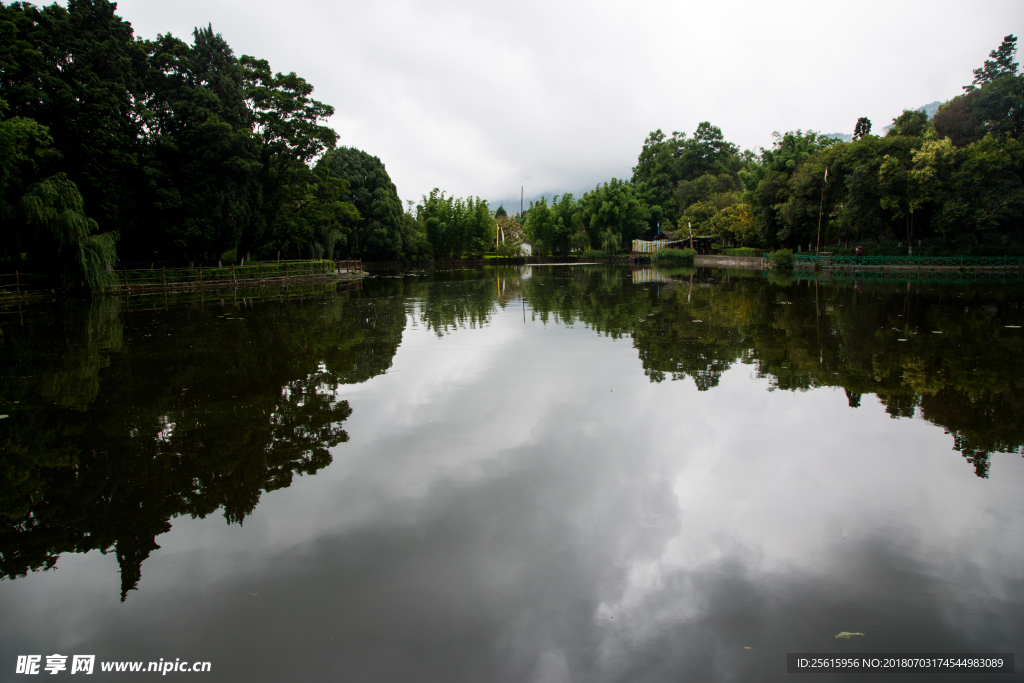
<box><xmin>816</xmin><ymin>167</ymin><xmax>828</xmax><ymax>255</ymax></box>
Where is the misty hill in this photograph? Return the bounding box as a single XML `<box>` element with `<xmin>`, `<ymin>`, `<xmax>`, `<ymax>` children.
<box><xmin>822</xmin><ymin>100</ymin><xmax>947</xmax><ymax>140</ymax></box>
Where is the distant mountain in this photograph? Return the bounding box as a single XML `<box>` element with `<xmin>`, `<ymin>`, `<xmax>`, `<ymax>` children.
<box><xmin>915</xmin><ymin>100</ymin><xmax>943</xmax><ymax>118</ymax></box>
<box><xmin>822</xmin><ymin>101</ymin><xmax>947</xmax><ymax>140</ymax></box>
<box><xmin>883</xmin><ymin>100</ymin><xmax>944</xmax><ymax>131</ymax></box>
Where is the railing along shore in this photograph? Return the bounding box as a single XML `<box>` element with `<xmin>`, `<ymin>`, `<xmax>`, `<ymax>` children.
<box><xmin>779</xmin><ymin>254</ymin><xmax>1024</xmax><ymax>270</ymax></box>
<box><xmin>0</xmin><ymin>259</ymin><xmax>362</xmax><ymax>295</ymax></box>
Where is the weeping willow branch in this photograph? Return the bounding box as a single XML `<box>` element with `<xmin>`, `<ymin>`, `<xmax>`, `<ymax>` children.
<box><xmin>20</xmin><ymin>173</ymin><xmax>118</xmax><ymax>291</ymax></box>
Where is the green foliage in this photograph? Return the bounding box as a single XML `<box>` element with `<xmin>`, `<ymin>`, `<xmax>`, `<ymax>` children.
<box><xmin>741</xmin><ymin>130</ymin><xmax>840</xmax><ymax>248</ymax></box>
<box><xmin>936</xmin><ymin>36</ymin><xmax>1022</xmax><ymax>147</ymax></box>
<box><xmin>0</xmin><ymin>1</ymin><xmax>347</xmax><ymax>270</ymax></box>
<box><xmin>21</xmin><ymin>173</ymin><xmax>116</xmax><ymax>289</ymax></box>
<box><xmin>887</xmin><ymin>109</ymin><xmax>929</xmax><ymax>138</ymax></box>
<box><xmin>708</xmin><ymin>203</ymin><xmax>758</xmax><ymax>246</ymax></box>
<box><xmin>651</xmin><ymin>247</ymin><xmax>697</xmax><ymax>264</ymax></box>
<box><xmin>968</xmin><ymin>34</ymin><xmax>1018</xmax><ymax>89</ymax></box>
<box><xmin>720</xmin><ymin>247</ymin><xmax>762</xmax><ymax>257</ymax></box>
<box><xmin>318</xmin><ymin>148</ymin><xmax>405</xmax><ymax>260</ymax></box>
<box><xmin>673</xmin><ymin>172</ymin><xmax>739</xmax><ymax>215</ymax></box>
<box><xmin>0</xmin><ymin>0</ymin><xmax>146</xmax><ymax>241</ymax></box>
<box><xmin>681</xmin><ymin>200</ymin><xmax>717</xmax><ymax>236</ymax></box>
<box><xmin>631</xmin><ymin>123</ymin><xmax>743</xmax><ymax>229</ymax></box>
<box><xmin>416</xmin><ymin>189</ymin><xmax>491</xmax><ymax>259</ymax></box>
<box><xmin>854</xmin><ymin>117</ymin><xmax>872</xmax><ymax>139</ymax></box>
<box><xmin>599</xmin><ymin>227</ymin><xmax>621</xmax><ymax>255</ymax></box>
<box><xmin>767</xmin><ymin>249</ymin><xmax>795</xmax><ymax>269</ymax></box>
<box><xmin>274</xmin><ymin>167</ymin><xmax>360</xmax><ymax>260</ymax></box>
<box><xmin>577</xmin><ymin>178</ymin><xmax>649</xmax><ymax>252</ymax></box>
<box><xmin>138</xmin><ymin>28</ymin><xmax>265</xmax><ymax>261</ymax></box>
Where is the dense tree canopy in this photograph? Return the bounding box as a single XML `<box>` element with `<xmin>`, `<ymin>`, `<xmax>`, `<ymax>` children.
<box><xmin>0</xmin><ymin>0</ymin><xmax>355</xmax><ymax>280</ymax></box>
<box><xmin>1</xmin><ymin>6</ymin><xmax>1021</xmax><ymax>274</ymax></box>
<box><xmin>318</xmin><ymin>147</ymin><xmax>405</xmax><ymax>260</ymax></box>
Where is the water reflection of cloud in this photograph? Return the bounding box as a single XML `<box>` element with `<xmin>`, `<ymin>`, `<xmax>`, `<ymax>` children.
<box><xmin>2</xmin><ymin>298</ymin><xmax>1022</xmax><ymax>682</ymax></box>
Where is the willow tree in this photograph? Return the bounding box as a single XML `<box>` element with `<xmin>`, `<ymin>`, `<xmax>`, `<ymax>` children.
<box><xmin>21</xmin><ymin>173</ymin><xmax>117</xmax><ymax>290</ymax></box>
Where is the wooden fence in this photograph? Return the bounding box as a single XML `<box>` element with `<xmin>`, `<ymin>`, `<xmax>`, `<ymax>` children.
<box><xmin>0</xmin><ymin>259</ymin><xmax>362</xmax><ymax>296</ymax></box>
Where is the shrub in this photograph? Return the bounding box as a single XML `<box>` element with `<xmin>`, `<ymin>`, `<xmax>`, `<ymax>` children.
<box><xmin>652</xmin><ymin>247</ymin><xmax>697</xmax><ymax>265</ymax></box>
<box><xmin>767</xmin><ymin>249</ymin><xmax>795</xmax><ymax>270</ymax></box>
<box><xmin>721</xmin><ymin>247</ymin><xmax>762</xmax><ymax>257</ymax></box>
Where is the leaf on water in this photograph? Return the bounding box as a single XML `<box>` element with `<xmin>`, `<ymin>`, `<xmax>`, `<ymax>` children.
<box><xmin>835</xmin><ymin>632</ymin><xmax>865</xmax><ymax>639</ymax></box>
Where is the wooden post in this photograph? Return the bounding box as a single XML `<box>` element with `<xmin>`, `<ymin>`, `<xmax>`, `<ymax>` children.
<box><xmin>123</xmin><ymin>267</ymin><xmax>128</xmax><ymax>290</ymax></box>
<box><xmin>259</xmin><ymin>262</ymin><xmax>263</xmax><ymax>281</ymax></box>
<box><xmin>199</xmin><ymin>264</ymin><xmax>203</xmax><ymax>283</ymax></box>
<box><xmin>15</xmin><ymin>270</ymin><xmax>20</xmax><ymax>293</ymax></box>
<box><xmin>232</xmin><ymin>264</ymin><xmax>236</xmax><ymax>284</ymax></box>
<box><xmin>162</xmin><ymin>266</ymin><xmax>166</xmax><ymax>287</ymax></box>
<box><xmin>284</xmin><ymin>262</ymin><xmax>288</xmax><ymax>278</ymax></box>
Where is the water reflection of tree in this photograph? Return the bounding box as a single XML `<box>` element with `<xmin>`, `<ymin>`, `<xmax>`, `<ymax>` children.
<box><xmin>416</xmin><ymin>268</ymin><xmax>505</xmax><ymax>336</ymax></box>
<box><xmin>454</xmin><ymin>266</ymin><xmax>1023</xmax><ymax>478</ymax></box>
<box><xmin>0</xmin><ymin>290</ymin><xmax>406</xmax><ymax>599</ymax></box>
<box><xmin>628</xmin><ymin>274</ymin><xmax>1024</xmax><ymax>478</ymax></box>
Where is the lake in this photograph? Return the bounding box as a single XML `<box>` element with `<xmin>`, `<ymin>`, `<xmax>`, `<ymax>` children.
<box><xmin>1</xmin><ymin>265</ymin><xmax>1022</xmax><ymax>681</ymax></box>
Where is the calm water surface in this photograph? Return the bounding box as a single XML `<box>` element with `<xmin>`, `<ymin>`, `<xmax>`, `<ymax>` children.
<box><xmin>1</xmin><ymin>266</ymin><xmax>1022</xmax><ymax>682</ymax></box>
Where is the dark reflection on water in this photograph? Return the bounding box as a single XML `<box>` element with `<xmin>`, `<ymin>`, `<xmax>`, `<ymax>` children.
<box><xmin>0</xmin><ymin>267</ymin><xmax>1022</xmax><ymax>682</ymax></box>
<box><xmin>518</xmin><ymin>265</ymin><xmax>1024</xmax><ymax>477</ymax></box>
<box><xmin>0</xmin><ymin>288</ymin><xmax>405</xmax><ymax>598</ymax></box>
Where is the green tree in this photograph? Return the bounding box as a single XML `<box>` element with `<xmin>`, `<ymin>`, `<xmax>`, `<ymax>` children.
<box><xmin>0</xmin><ymin>113</ymin><xmax>58</xmax><ymax>263</ymax></box>
<box><xmin>708</xmin><ymin>203</ymin><xmax>757</xmax><ymax>246</ymax></box>
<box><xmin>968</xmin><ymin>34</ymin><xmax>1018</xmax><ymax>89</ymax></box>
<box><xmin>20</xmin><ymin>173</ymin><xmax>117</xmax><ymax>289</ymax></box>
<box><xmin>274</xmin><ymin>167</ymin><xmax>360</xmax><ymax>260</ymax></box>
<box><xmin>854</xmin><ymin>117</ymin><xmax>872</xmax><ymax>140</ymax></box>
<box><xmin>673</xmin><ymin>173</ymin><xmax>740</xmax><ymax>216</ymax></box>
<box><xmin>137</xmin><ymin>28</ymin><xmax>264</xmax><ymax>262</ymax></box>
<box><xmin>938</xmin><ymin>135</ymin><xmax>1024</xmax><ymax>242</ymax></box>
<box><xmin>631</xmin><ymin>123</ymin><xmax>742</xmax><ymax>231</ymax></box>
<box><xmin>681</xmin><ymin>200</ymin><xmax>717</xmax><ymax>237</ymax></box>
<box><xmin>415</xmin><ymin>189</ymin><xmax>491</xmax><ymax>258</ymax></box>
<box><xmin>578</xmin><ymin>178</ymin><xmax>650</xmax><ymax>250</ymax></box>
<box><xmin>742</xmin><ymin>131</ymin><xmax>838</xmax><ymax>247</ymax></box>
<box><xmin>0</xmin><ymin>0</ymin><xmax>147</xmax><ymax>243</ymax></box>
<box><xmin>241</xmin><ymin>54</ymin><xmax>338</xmax><ymax>259</ymax></box>
<box><xmin>886</xmin><ymin>109</ymin><xmax>929</xmax><ymax>138</ymax></box>
<box><xmin>599</xmin><ymin>227</ymin><xmax>620</xmax><ymax>255</ymax></box>
<box><xmin>525</xmin><ymin>196</ymin><xmax>558</xmax><ymax>256</ymax></box>
<box><xmin>318</xmin><ymin>147</ymin><xmax>404</xmax><ymax>260</ymax></box>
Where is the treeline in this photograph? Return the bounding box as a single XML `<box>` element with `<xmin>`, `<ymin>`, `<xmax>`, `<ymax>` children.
<box><xmin>740</xmin><ymin>36</ymin><xmax>1023</xmax><ymax>254</ymax></box>
<box><xmin>3</xmin><ymin>1</ymin><xmax>1022</xmax><ymax>288</ymax></box>
<box><xmin>0</xmin><ymin>0</ymin><xmax>419</xmax><ymax>289</ymax></box>
<box><xmin>516</xmin><ymin>35</ymin><xmax>1023</xmax><ymax>257</ymax></box>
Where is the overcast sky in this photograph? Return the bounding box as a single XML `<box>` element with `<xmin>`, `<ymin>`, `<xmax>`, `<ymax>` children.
<box><xmin>110</xmin><ymin>0</ymin><xmax>1022</xmax><ymax>210</ymax></box>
